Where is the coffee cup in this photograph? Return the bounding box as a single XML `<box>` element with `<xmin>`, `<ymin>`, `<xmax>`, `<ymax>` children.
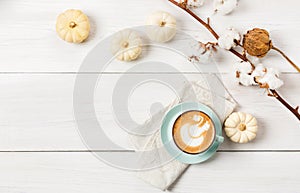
<box><xmin>161</xmin><ymin>102</ymin><xmax>223</xmax><ymax>164</ymax></box>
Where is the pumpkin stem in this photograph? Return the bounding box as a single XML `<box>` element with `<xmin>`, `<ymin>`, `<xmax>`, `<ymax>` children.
<box><xmin>238</xmin><ymin>124</ymin><xmax>246</xmax><ymax>131</ymax></box>
<box><xmin>122</xmin><ymin>41</ymin><xmax>129</xmax><ymax>48</ymax></box>
<box><xmin>159</xmin><ymin>21</ymin><xmax>166</xmax><ymax>27</ymax></box>
<box><xmin>69</xmin><ymin>21</ymin><xmax>77</xmax><ymax>28</ymax></box>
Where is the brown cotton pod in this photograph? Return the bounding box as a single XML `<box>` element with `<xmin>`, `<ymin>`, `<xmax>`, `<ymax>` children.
<box><xmin>243</xmin><ymin>28</ymin><xmax>272</xmax><ymax>58</ymax></box>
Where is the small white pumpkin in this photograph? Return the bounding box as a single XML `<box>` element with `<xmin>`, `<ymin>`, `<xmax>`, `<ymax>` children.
<box><xmin>146</xmin><ymin>11</ymin><xmax>176</xmax><ymax>43</ymax></box>
<box><xmin>111</xmin><ymin>29</ymin><xmax>142</xmax><ymax>61</ymax></box>
<box><xmin>224</xmin><ymin>112</ymin><xmax>258</xmax><ymax>143</ymax></box>
<box><xmin>56</xmin><ymin>9</ymin><xmax>90</xmax><ymax>43</ymax></box>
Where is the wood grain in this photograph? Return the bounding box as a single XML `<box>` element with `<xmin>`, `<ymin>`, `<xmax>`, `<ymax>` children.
<box><xmin>0</xmin><ymin>0</ymin><xmax>300</xmax><ymax>192</ymax></box>
<box><xmin>0</xmin><ymin>74</ymin><xmax>298</xmax><ymax>151</ymax></box>
<box><xmin>0</xmin><ymin>152</ymin><xmax>299</xmax><ymax>193</ymax></box>
<box><xmin>0</xmin><ymin>0</ymin><xmax>300</xmax><ymax>72</ymax></box>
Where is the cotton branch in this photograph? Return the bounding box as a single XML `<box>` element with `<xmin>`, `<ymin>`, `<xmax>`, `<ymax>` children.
<box><xmin>168</xmin><ymin>0</ymin><xmax>300</xmax><ymax>121</ymax></box>
<box><xmin>270</xmin><ymin>90</ymin><xmax>300</xmax><ymax>121</ymax></box>
<box><xmin>169</xmin><ymin>0</ymin><xmax>247</xmax><ymax>61</ymax></box>
<box><xmin>272</xmin><ymin>46</ymin><xmax>300</xmax><ymax>73</ymax></box>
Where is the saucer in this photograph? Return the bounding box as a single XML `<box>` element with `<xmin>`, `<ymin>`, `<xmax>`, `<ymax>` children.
<box><xmin>161</xmin><ymin>102</ymin><xmax>223</xmax><ymax>164</ymax></box>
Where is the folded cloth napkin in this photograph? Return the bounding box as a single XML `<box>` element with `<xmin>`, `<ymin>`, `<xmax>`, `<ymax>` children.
<box><xmin>129</xmin><ymin>78</ymin><xmax>237</xmax><ymax>190</ymax></box>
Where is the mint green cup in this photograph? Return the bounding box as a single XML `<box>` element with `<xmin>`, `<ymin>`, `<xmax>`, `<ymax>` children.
<box><xmin>161</xmin><ymin>102</ymin><xmax>223</xmax><ymax>164</ymax></box>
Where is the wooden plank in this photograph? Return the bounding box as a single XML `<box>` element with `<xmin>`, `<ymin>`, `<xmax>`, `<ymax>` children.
<box><xmin>0</xmin><ymin>0</ymin><xmax>299</xmax><ymax>72</ymax></box>
<box><xmin>1</xmin><ymin>1</ymin><xmax>299</xmax><ymax>193</ymax></box>
<box><xmin>0</xmin><ymin>73</ymin><xmax>299</xmax><ymax>151</ymax></box>
<box><xmin>0</xmin><ymin>152</ymin><xmax>299</xmax><ymax>192</ymax></box>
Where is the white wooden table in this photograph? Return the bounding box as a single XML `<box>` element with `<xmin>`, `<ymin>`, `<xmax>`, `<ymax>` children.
<box><xmin>0</xmin><ymin>0</ymin><xmax>300</xmax><ymax>192</ymax></box>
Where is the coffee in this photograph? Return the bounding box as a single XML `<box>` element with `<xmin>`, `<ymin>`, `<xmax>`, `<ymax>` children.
<box><xmin>172</xmin><ymin>110</ymin><xmax>215</xmax><ymax>154</ymax></box>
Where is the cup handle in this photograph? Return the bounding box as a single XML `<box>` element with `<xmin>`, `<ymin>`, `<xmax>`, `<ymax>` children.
<box><xmin>216</xmin><ymin>135</ymin><xmax>224</xmax><ymax>143</ymax></box>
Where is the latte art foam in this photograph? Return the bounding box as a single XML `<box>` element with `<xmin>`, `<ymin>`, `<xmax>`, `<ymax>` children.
<box><xmin>172</xmin><ymin>111</ymin><xmax>215</xmax><ymax>154</ymax></box>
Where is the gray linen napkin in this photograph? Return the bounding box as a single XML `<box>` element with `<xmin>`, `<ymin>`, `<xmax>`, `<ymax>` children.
<box><xmin>129</xmin><ymin>78</ymin><xmax>237</xmax><ymax>190</ymax></box>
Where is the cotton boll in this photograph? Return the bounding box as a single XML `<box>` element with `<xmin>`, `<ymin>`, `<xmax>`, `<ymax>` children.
<box><xmin>251</xmin><ymin>63</ymin><xmax>266</xmax><ymax>85</ymax></box>
<box><xmin>189</xmin><ymin>41</ymin><xmax>215</xmax><ymax>63</ymax></box>
<box><xmin>260</xmin><ymin>75</ymin><xmax>284</xmax><ymax>89</ymax></box>
<box><xmin>218</xmin><ymin>28</ymin><xmax>241</xmax><ymax>50</ymax></box>
<box><xmin>251</xmin><ymin>63</ymin><xmax>266</xmax><ymax>77</ymax></box>
<box><xmin>235</xmin><ymin>61</ymin><xmax>283</xmax><ymax>89</ymax></box>
<box><xmin>239</xmin><ymin>73</ymin><xmax>254</xmax><ymax>86</ymax></box>
<box><xmin>201</xmin><ymin>49</ymin><xmax>214</xmax><ymax>62</ymax></box>
<box><xmin>213</xmin><ymin>0</ymin><xmax>238</xmax><ymax>15</ymax></box>
<box><xmin>188</xmin><ymin>0</ymin><xmax>205</xmax><ymax>8</ymax></box>
<box><xmin>192</xmin><ymin>49</ymin><xmax>213</xmax><ymax>63</ymax></box>
<box><xmin>235</xmin><ymin>61</ymin><xmax>255</xmax><ymax>86</ymax></box>
<box><xmin>236</xmin><ymin>61</ymin><xmax>252</xmax><ymax>74</ymax></box>
<box><xmin>246</xmin><ymin>54</ymin><xmax>261</xmax><ymax>65</ymax></box>
<box><xmin>267</xmin><ymin>68</ymin><xmax>280</xmax><ymax>77</ymax></box>
<box><xmin>243</xmin><ymin>28</ymin><xmax>272</xmax><ymax>58</ymax></box>
<box><xmin>258</xmin><ymin>68</ymin><xmax>284</xmax><ymax>89</ymax></box>
<box><xmin>268</xmin><ymin>77</ymin><xmax>284</xmax><ymax>89</ymax></box>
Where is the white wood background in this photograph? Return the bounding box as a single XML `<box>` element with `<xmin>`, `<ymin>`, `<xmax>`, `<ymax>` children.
<box><xmin>1</xmin><ymin>0</ymin><xmax>300</xmax><ymax>192</ymax></box>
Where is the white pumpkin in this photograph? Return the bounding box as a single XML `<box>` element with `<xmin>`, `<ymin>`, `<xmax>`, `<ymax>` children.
<box><xmin>146</xmin><ymin>11</ymin><xmax>177</xmax><ymax>43</ymax></box>
<box><xmin>224</xmin><ymin>112</ymin><xmax>258</xmax><ymax>143</ymax></box>
<box><xmin>56</xmin><ymin>9</ymin><xmax>90</xmax><ymax>43</ymax></box>
<box><xmin>111</xmin><ymin>29</ymin><xmax>142</xmax><ymax>62</ymax></box>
